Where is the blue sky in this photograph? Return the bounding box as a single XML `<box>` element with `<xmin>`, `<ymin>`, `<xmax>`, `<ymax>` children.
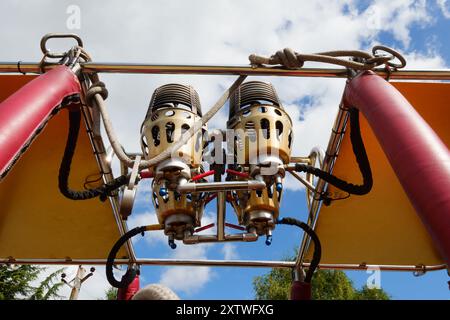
<box><xmin>1</xmin><ymin>0</ymin><xmax>449</xmax><ymax>299</ymax></box>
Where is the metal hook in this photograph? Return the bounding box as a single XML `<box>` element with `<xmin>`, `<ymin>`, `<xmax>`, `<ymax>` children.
<box><xmin>40</xmin><ymin>33</ymin><xmax>84</xmax><ymax>59</ymax></box>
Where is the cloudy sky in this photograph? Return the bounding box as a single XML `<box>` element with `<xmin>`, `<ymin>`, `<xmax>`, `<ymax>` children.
<box><xmin>1</xmin><ymin>0</ymin><xmax>449</xmax><ymax>299</ymax></box>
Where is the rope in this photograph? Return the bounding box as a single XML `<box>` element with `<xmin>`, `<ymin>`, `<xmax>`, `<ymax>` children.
<box><xmin>294</xmin><ymin>108</ymin><xmax>373</xmax><ymax>200</ymax></box>
<box><xmin>249</xmin><ymin>47</ymin><xmax>405</xmax><ymax>70</ymax></box>
<box><xmin>58</xmin><ymin>109</ymin><xmax>129</xmax><ymax>201</ymax></box>
<box><xmin>87</xmin><ymin>75</ymin><xmax>247</xmax><ymax>169</ymax></box>
<box><xmin>276</xmin><ymin>218</ymin><xmax>321</xmax><ymax>283</ymax></box>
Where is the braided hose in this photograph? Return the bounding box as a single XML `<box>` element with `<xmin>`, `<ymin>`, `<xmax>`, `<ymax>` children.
<box><xmin>58</xmin><ymin>108</ymin><xmax>129</xmax><ymax>201</ymax></box>
<box><xmin>106</xmin><ymin>226</ymin><xmax>146</xmax><ymax>288</ymax></box>
<box><xmin>276</xmin><ymin>217</ymin><xmax>321</xmax><ymax>283</ymax></box>
<box><xmin>106</xmin><ymin>224</ymin><xmax>163</xmax><ymax>288</ymax></box>
<box><xmin>294</xmin><ymin>108</ymin><xmax>373</xmax><ymax>198</ymax></box>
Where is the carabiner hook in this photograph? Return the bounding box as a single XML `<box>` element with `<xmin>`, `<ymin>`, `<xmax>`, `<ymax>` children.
<box><xmin>40</xmin><ymin>33</ymin><xmax>84</xmax><ymax>59</ymax></box>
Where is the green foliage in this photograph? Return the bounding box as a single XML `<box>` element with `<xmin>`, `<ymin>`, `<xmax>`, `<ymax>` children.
<box><xmin>0</xmin><ymin>265</ymin><xmax>40</xmax><ymax>300</ymax></box>
<box><xmin>29</xmin><ymin>268</ymin><xmax>65</xmax><ymax>300</ymax></box>
<box><xmin>253</xmin><ymin>252</ymin><xmax>390</xmax><ymax>300</ymax></box>
<box><xmin>311</xmin><ymin>270</ymin><xmax>355</xmax><ymax>300</ymax></box>
<box><xmin>104</xmin><ymin>287</ymin><xmax>118</xmax><ymax>300</ymax></box>
<box><xmin>0</xmin><ymin>265</ymin><xmax>65</xmax><ymax>300</ymax></box>
<box><xmin>353</xmin><ymin>285</ymin><xmax>390</xmax><ymax>300</ymax></box>
<box><xmin>254</xmin><ymin>266</ymin><xmax>292</xmax><ymax>300</ymax></box>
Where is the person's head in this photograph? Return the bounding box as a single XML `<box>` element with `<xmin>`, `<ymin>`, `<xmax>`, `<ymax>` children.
<box><xmin>132</xmin><ymin>284</ymin><xmax>180</xmax><ymax>300</ymax></box>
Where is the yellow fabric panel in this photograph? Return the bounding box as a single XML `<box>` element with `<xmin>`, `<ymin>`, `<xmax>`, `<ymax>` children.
<box><xmin>306</xmin><ymin>82</ymin><xmax>448</xmax><ymax>266</ymax></box>
<box><xmin>0</xmin><ymin>75</ymin><xmax>127</xmax><ymax>260</ymax></box>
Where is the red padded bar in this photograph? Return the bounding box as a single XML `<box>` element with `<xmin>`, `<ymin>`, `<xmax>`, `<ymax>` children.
<box><xmin>0</xmin><ymin>65</ymin><xmax>81</xmax><ymax>178</ymax></box>
<box><xmin>117</xmin><ymin>275</ymin><xmax>140</xmax><ymax>300</ymax></box>
<box><xmin>344</xmin><ymin>71</ymin><xmax>450</xmax><ymax>264</ymax></box>
<box><xmin>290</xmin><ymin>281</ymin><xmax>311</xmax><ymax>300</ymax></box>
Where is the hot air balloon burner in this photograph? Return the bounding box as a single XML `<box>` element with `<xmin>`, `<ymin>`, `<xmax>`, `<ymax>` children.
<box><xmin>227</xmin><ymin>81</ymin><xmax>293</xmax><ymax>244</ymax></box>
<box><xmin>141</xmin><ymin>84</ymin><xmax>206</xmax><ymax>248</ymax></box>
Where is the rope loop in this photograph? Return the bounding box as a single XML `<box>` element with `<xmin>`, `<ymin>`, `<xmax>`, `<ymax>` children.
<box><xmin>86</xmin><ymin>81</ymin><xmax>109</xmax><ymax>106</ymax></box>
<box><xmin>38</xmin><ymin>33</ymin><xmax>92</xmax><ymax>73</ymax></box>
<box><xmin>249</xmin><ymin>46</ymin><xmax>406</xmax><ymax>71</ymax></box>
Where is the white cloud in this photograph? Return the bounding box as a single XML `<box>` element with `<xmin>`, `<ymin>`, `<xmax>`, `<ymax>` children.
<box><xmin>221</xmin><ymin>243</ymin><xmax>239</xmax><ymax>260</ymax></box>
<box><xmin>0</xmin><ymin>0</ymin><xmax>441</xmax><ymax>163</ymax></box>
<box><xmin>159</xmin><ymin>265</ymin><xmax>214</xmax><ymax>296</ymax></box>
<box><xmin>360</xmin><ymin>0</ymin><xmax>431</xmax><ymax>48</ymax></box>
<box><xmin>158</xmin><ymin>243</ymin><xmax>215</xmax><ymax>295</ymax></box>
<box><xmin>402</xmin><ymin>50</ymin><xmax>447</xmax><ymax>69</ymax></box>
<box><xmin>126</xmin><ymin>210</ymin><xmax>167</xmax><ymax>246</ymax></box>
<box><xmin>437</xmin><ymin>0</ymin><xmax>450</xmax><ymax>18</ymax></box>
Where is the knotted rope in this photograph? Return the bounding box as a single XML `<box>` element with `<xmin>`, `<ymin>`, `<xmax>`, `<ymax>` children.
<box><xmin>249</xmin><ymin>46</ymin><xmax>406</xmax><ymax>70</ymax></box>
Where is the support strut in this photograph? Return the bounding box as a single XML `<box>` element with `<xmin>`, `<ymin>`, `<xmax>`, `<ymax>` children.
<box><xmin>344</xmin><ymin>71</ymin><xmax>450</xmax><ymax>265</ymax></box>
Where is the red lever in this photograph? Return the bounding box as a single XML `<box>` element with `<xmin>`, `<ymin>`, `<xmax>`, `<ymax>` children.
<box><xmin>194</xmin><ymin>223</ymin><xmax>215</xmax><ymax>233</ymax></box>
<box><xmin>226</xmin><ymin>169</ymin><xmax>249</xmax><ymax>178</ymax></box>
<box><xmin>139</xmin><ymin>170</ymin><xmax>153</xmax><ymax>179</ymax></box>
<box><xmin>191</xmin><ymin>170</ymin><xmax>215</xmax><ymax>181</ymax></box>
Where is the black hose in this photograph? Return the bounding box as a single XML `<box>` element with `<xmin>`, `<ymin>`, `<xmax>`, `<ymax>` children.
<box><xmin>58</xmin><ymin>109</ymin><xmax>129</xmax><ymax>201</ymax></box>
<box><xmin>277</xmin><ymin>217</ymin><xmax>321</xmax><ymax>283</ymax></box>
<box><xmin>294</xmin><ymin>108</ymin><xmax>372</xmax><ymax>197</ymax></box>
<box><xmin>106</xmin><ymin>226</ymin><xmax>147</xmax><ymax>288</ymax></box>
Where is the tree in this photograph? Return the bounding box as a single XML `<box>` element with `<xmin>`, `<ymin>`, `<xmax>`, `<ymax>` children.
<box><xmin>353</xmin><ymin>285</ymin><xmax>390</xmax><ymax>300</ymax></box>
<box><xmin>104</xmin><ymin>287</ymin><xmax>118</xmax><ymax>300</ymax></box>
<box><xmin>0</xmin><ymin>265</ymin><xmax>65</xmax><ymax>300</ymax></box>
<box><xmin>29</xmin><ymin>268</ymin><xmax>65</xmax><ymax>300</ymax></box>
<box><xmin>0</xmin><ymin>265</ymin><xmax>40</xmax><ymax>300</ymax></box>
<box><xmin>253</xmin><ymin>253</ymin><xmax>390</xmax><ymax>300</ymax></box>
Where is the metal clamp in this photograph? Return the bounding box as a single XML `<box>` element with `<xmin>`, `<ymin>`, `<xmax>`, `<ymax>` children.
<box><xmin>305</xmin><ymin>147</ymin><xmax>325</xmax><ymax>210</ymax></box>
<box><xmin>40</xmin><ymin>33</ymin><xmax>84</xmax><ymax>59</ymax></box>
<box><xmin>413</xmin><ymin>264</ymin><xmax>427</xmax><ymax>277</ymax></box>
<box><xmin>119</xmin><ymin>156</ymin><xmax>141</xmax><ymax>220</ymax></box>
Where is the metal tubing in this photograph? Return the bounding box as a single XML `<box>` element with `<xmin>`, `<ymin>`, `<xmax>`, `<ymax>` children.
<box><xmin>0</xmin><ymin>258</ymin><xmax>445</xmax><ymax>272</ymax></box>
<box><xmin>2</xmin><ymin>62</ymin><xmax>450</xmax><ymax>80</ymax></box>
<box><xmin>177</xmin><ymin>180</ymin><xmax>265</xmax><ymax>193</ymax></box>
<box><xmin>217</xmin><ymin>192</ymin><xmax>226</xmax><ymax>241</ymax></box>
<box><xmin>79</xmin><ymin>79</ymin><xmax>137</xmax><ymax>261</ymax></box>
<box><xmin>183</xmin><ymin>233</ymin><xmax>258</xmax><ymax>244</ymax></box>
<box><xmin>289</xmin><ymin>156</ymin><xmax>312</xmax><ymax>164</ymax></box>
<box><xmin>287</xmin><ymin>169</ymin><xmax>316</xmax><ymax>192</ymax></box>
<box><xmin>295</xmin><ymin>105</ymin><xmax>349</xmax><ymax>269</ymax></box>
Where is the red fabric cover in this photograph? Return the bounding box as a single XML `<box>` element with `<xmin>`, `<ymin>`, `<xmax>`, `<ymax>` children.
<box><xmin>117</xmin><ymin>275</ymin><xmax>140</xmax><ymax>300</ymax></box>
<box><xmin>0</xmin><ymin>65</ymin><xmax>81</xmax><ymax>178</ymax></box>
<box><xmin>344</xmin><ymin>71</ymin><xmax>450</xmax><ymax>264</ymax></box>
<box><xmin>290</xmin><ymin>281</ymin><xmax>311</xmax><ymax>300</ymax></box>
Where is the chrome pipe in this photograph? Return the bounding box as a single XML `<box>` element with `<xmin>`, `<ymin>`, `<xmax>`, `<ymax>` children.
<box><xmin>0</xmin><ymin>258</ymin><xmax>445</xmax><ymax>272</ymax></box>
<box><xmin>287</xmin><ymin>170</ymin><xmax>316</xmax><ymax>192</ymax></box>
<box><xmin>217</xmin><ymin>192</ymin><xmax>226</xmax><ymax>241</ymax></box>
<box><xmin>1</xmin><ymin>61</ymin><xmax>450</xmax><ymax>80</ymax></box>
<box><xmin>183</xmin><ymin>232</ymin><xmax>258</xmax><ymax>244</ymax></box>
<box><xmin>295</xmin><ymin>104</ymin><xmax>349</xmax><ymax>269</ymax></box>
<box><xmin>177</xmin><ymin>180</ymin><xmax>265</xmax><ymax>193</ymax></box>
<box><xmin>79</xmin><ymin>79</ymin><xmax>137</xmax><ymax>262</ymax></box>
<box><xmin>289</xmin><ymin>156</ymin><xmax>312</xmax><ymax>165</ymax></box>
